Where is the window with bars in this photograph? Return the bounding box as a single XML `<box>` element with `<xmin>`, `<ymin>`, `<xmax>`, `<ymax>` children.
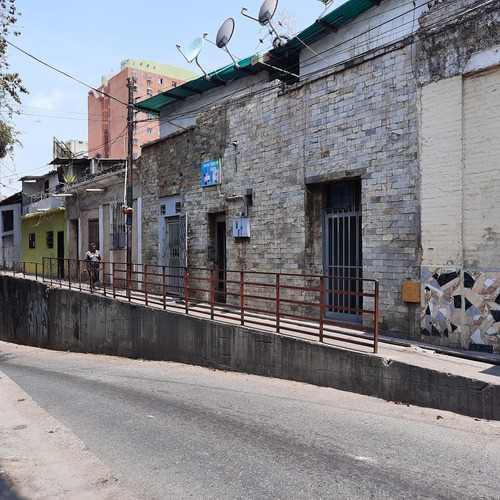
<box><xmin>110</xmin><ymin>203</ymin><xmax>126</xmax><ymax>249</ymax></box>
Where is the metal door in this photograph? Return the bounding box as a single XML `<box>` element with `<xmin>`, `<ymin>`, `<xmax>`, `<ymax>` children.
<box><xmin>323</xmin><ymin>182</ymin><xmax>362</xmax><ymax>322</ymax></box>
<box><xmin>164</xmin><ymin>214</ymin><xmax>187</xmax><ymax>294</ymax></box>
<box><xmin>214</xmin><ymin>215</ymin><xmax>226</xmax><ymax>303</ymax></box>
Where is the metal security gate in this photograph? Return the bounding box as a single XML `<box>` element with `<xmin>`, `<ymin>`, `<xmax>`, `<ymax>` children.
<box><xmin>164</xmin><ymin>214</ymin><xmax>187</xmax><ymax>294</ymax></box>
<box><xmin>323</xmin><ymin>181</ymin><xmax>362</xmax><ymax>322</ymax></box>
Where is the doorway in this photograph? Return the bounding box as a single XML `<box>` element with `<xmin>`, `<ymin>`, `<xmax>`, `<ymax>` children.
<box><xmin>323</xmin><ymin>181</ymin><xmax>362</xmax><ymax>322</ymax></box>
<box><xmin>214</xmin><ymin>214</ymin><xmax>227</xmax><ymax>303</ymax></box>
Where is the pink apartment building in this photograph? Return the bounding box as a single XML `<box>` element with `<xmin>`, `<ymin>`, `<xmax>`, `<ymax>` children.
<box><xmin>88</xmin><ymin>59</ymin><xmax>198</xmax><ymax>159</ymax></box>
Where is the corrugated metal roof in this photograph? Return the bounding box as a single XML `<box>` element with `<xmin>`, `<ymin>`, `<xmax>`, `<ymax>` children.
<box><xmin>135</xmin><ymin>0</ymin><xmax>378</xmax><ymax>114</ymax></box>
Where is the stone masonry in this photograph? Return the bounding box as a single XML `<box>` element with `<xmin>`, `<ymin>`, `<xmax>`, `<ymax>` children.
<box><xmin>140</xmin><ymin>37</ymin><xmax>421</xmax><ymax>338</ymax></box>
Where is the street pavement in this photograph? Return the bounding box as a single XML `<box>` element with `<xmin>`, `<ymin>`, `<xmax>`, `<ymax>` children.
<box><xmin>1</xmin><ymin>340</ymin><xmax>499</xmax><ymax>499</ymax></box>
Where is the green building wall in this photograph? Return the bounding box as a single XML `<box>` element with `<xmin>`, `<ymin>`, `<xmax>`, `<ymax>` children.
<box><xmin>21</xmin><ymin>208</ymin><xmax>67</xmax><ymax>276</ymax></box>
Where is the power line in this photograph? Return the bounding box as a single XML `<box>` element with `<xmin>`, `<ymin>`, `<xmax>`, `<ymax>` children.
<box><xmin>1</xmin><ymin>36</ymin><xmax>130</xmax><ymax>109</ymax></box>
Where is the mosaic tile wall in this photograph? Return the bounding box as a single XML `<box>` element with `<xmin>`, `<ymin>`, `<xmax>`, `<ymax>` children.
<box><xmin>421</xmin><ymin>267</ymin><xmax>500</xmax><ymax>353</ymax></box>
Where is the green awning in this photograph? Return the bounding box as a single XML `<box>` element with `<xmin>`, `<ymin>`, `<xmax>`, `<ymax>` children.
<box><xmin>135</xmin><ymin>0</ymin><xmax>379</xmax><ymax>114</ymax></box>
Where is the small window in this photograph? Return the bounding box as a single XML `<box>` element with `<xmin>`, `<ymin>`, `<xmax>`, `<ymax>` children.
<box><xmin>134</xmin><ymin>111</ymin><xmax>138</xmax><ymax>118</ymax></box>
<box><xmin>133</xmin><ymin>125</ymin><xmax>138</xmax><ymax>132</ymax></box>
<box><xmin>2</xmin><ymin>210</ymin><xmax>14</xmax><ymax>232</ymax></box>
<box><xmin>158</xmin><ymin>77</ymin><xmax>163</xmax><ymax>84</ymax></box>
<box><xmin>110</xmin><ymin>203</ymin><xmax>126</xmax><ymax>250</ymax></box>
<box><xmin>147</xmin><ymin>128</ymin><xmax>153</xmax><ymax>134</ymax></box>
<box><xmin>175</xmin><ymin>202</ymin><xmax>182</xmax><ymax>214</ymax></box>
<box><xmin>46</xmin><ymin>231</ymin><xmax>54</xmax><ymax>249</ymax></box>
<box><xmin>157</xmin><ymin>90</ymin><xmax>162</xmax><ymax>95</ymax></box>
<box><xmin>133</xmin><ymin>98</ymin><xmax>138</xmax><ymax>104</ymax></box>
<box><xmin>29</xmin><ymin>233</ymin><xmax>36</xmax><ymax>249</ymax></box>
<box><xmin>160</xmin><ymin>204</ymin><xmax>166</xmax><ymax>216</ymax></box>
<box><xmin>133</xmin><ymin>84</ymin><xmax>138</xmax><ymax>92</ymax></box>
<box><xmin>147</xmin><ymin>114</ymin><xmax>153</xmax><ymax>121</ymax></box>
<box><xmin>172</xmin><ymin>81</ymin><xmax>177</xmax><ymax>88</ymax></box>
<box><xmin>146</xmin><ymin>88</ymin><xmax>153</xmax><ymax>95</ymax></box>
<box><xmin>133</xmin><ymin>152</ymin><xmax>139</xmax><ymax>159</ymax></box>
<box><xmin>132</xmin><ymin>70</ymin><xmax>138</xmax><ymax>78</ymax></box>
<box><xmin>146</xmin><ymin>74</ymin><xmax>153</xmax><ymax>81</ymax></box>
<box><xmin>133</xmin><ymin>139</ymin><xmax>138</xmax><ymax>146</ymax></box>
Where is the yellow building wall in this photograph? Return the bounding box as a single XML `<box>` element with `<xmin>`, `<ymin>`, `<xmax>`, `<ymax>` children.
<box><xmin>21</xmin><ymin>208</ymin><xmax>67</xmax><ymax>276</ymax></box>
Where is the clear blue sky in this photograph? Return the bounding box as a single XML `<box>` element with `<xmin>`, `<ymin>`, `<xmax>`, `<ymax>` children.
<box><xmin>1</xmin><ymin>0</ymin><xmax>344</xmax><ymax>196</ymax></box>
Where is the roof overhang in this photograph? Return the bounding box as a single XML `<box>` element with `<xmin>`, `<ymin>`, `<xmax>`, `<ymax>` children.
<box><xmin>134</xmin><ymin>0</ymin><xmax>380</xmax><ymax>115</ymax></box>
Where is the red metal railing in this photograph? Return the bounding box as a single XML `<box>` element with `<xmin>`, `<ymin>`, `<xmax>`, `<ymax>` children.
<box><xmin>1</xmin><ymin>258</ymin><xmax>379</xmax><ymax>352</ymax></box>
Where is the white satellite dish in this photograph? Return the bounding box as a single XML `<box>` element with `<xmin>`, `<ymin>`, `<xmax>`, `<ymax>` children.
<box><xmin>213</xmin><ymin>18</ymin><xmax>241</xmax><ymax>69</ymax></box>
<box><xmin>184</xmin><ymin>37</ymin><xmax>204</xmax><ymax>63</ymax></box>
<box><xmin>216</xmin><ymin>18</ymin><xmax>235</xmax><ymax>49</ymax></box>
<box><xmin>176</xmin><ymin>36</ymin><xmax>211</xmax><ymax>80</ymax></box>
<box><xmin>241</xmin><ymin>0</ymin><xmax>287</xmax><ymax>47</ymax></box>
<box><xmin>258</xmin><ymin>0</ymin><xmax>278</xmax><ymax>25</ymax></box>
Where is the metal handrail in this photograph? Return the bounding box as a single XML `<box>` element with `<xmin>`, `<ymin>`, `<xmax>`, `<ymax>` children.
<box><xmin>1</xmin><ymin>258</ymin><xmax>379</xmax><ymax>352</ymax></box>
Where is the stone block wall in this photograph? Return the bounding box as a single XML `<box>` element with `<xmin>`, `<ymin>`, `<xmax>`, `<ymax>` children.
<box><xmin>141</xmin><ymin>41</ymin><xmax>421</xmax><ymax>337</ymax></box>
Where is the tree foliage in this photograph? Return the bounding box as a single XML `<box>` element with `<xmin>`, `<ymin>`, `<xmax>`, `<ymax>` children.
<box><xmin>0</xmin><ymin>0</ymin><xmax>28</xmax><ymax>159</ymax></box>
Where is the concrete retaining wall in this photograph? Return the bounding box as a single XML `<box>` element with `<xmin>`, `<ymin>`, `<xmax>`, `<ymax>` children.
<box><xmin>1</xmin><ymin>275</ymin><xmax>499</xmax><ymax>420</ymax></box>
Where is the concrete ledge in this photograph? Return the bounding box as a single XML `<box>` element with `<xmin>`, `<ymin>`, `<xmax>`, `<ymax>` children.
<box><xmin>1</xmin><ymin>276</ymin><xmax>499</xmax><ymax>420</ymax></box>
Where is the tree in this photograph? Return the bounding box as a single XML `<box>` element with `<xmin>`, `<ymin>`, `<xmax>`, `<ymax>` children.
<box><xmin>0</xmin><ymin>0</ymin><xmax>28</xmax><ymax>159</ymax></box>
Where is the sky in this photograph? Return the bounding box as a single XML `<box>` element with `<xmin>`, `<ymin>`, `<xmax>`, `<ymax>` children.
<box><xmin>0</xmin><ymin>0</ymin><xmax>342</xmax><ymax>197</ymax></box>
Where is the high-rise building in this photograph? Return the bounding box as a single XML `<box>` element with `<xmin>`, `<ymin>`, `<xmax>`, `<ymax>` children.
<box><xmin>88</xmin><ymin>59</ymin><xmax>198</xmax><ymax>159</ymax></box>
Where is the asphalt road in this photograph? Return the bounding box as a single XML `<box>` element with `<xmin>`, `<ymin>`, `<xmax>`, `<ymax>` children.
<box><xmin>1</xmin><ymin>342</ymin><xmax>499</xmax><ymax>500</ymax></box>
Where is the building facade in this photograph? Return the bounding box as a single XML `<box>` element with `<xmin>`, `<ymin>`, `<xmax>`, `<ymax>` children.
<box><xmin>0</xmin><ymin>192</ymin><xmax>23</xmax><ymax>269</ymax></box>
<box><xmin>88</xmin><ymin>59</ymin><xmax>198</xmax><ymax>159</ymax></box>
<box><xmin>138</xmin><ymin>0</ymin><xmax>429</xmax><ymax>338</ymax></box>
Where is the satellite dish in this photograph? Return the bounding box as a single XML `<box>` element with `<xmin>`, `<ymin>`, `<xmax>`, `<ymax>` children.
<box><xmin>216</xmin><ymin>18</ymin><xmax>235</xmax><ymax>49</ymax></box>
<box><xmin>241</xmin><ymin>0</ymin><xmax>287</xmax><ymax>47</ymax></box>
<box><xmin>258</xmin><ymin>0</ymin><xmax>278</xmax><ymax>25</ymax></box>
<box><xmin>184</xmin><ymin>37</ymin><xmax>204</xmax><ymax>63</ymax></box>
<box><xmin>176</xmin><ymin>36</ymin><xmax>210</xmax><ymax>81</ymax></box>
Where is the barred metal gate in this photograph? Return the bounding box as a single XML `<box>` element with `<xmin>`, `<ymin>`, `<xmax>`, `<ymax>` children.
<box><xmin>323</xmin><ymin>181</ymin><xmax>362</xmax><ymax>322</ymax></box>
<box><xmin>162</xmin><ymin>214</ymin><xmax>187</xmax><ymax>294</ymax></box>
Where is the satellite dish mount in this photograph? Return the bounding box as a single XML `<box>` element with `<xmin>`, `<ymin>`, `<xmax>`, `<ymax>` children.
<box><xmin>317</xmin><ymin>0</ymin><xmax>335</xmax><ymax>20</ymax></box>
<box><xmin>241</xmin><ymin>0</ymin><xmax>286</xmax><ymax>47</ymax></box>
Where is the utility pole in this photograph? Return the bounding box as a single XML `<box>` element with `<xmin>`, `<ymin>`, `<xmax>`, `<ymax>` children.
<box><xmin>126</xmin><ymin>77</ymin><xmax>135</xmax><ymax>269</ymax></box>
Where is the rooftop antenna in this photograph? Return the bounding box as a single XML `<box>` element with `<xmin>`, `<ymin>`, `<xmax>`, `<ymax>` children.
<box><xmin>213</xmin><ymin>17</ymin><xmax>240</xmax><ymax>70</ymax></box>
<box><xmin>177</xmin><ymin>36</ymin><xmax>211</xmax><ymax>80</ymax></box>
<box><xmin>317</xmin><ymin>0</ymin><xmax>335</xmax><ymax>18</ymax></box>
<box><xmin>241</xmin><ymin>0</ymin><xmax>286</xmax><ymax>47</ymax></box>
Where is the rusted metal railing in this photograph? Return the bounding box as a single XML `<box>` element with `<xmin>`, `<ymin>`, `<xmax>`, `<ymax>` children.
<box><xmin>1</xmin><ymin>258</ymin><xmax>379</xmax><ymax>352</ymax></box>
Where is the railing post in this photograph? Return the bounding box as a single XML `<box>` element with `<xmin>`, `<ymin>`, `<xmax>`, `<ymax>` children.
<box><xmin>240</xmin><ymin>271</ymin><xmax>245</xmax><ymax>326</ymax></box>
<box><xmin>102</xmin><ymin>262</ymin><xmax>106</xmax><ymax>296</ymax></box>
<box><xmin>112</xmin><ymin>262</ymin><xmax>116</xmax><ymax>298</ymax></box>
<box><xmin>184</xmin><ymin>267</ymin><xmax>189</xmax><ymax>314</ymax></box>
<box><xmin>144</xmin><ymin>264</ymin><xmax>148</xmax><ymax>306</ymax></box>
<box><xmin>42</xmin><ymin>259</ymin><xmax>45</xmax><ymax>283</ymax></box>
<box><xmin>374</xmin><ymin>280</ymin><xmax>379</xmax><ymax>353</ymax></box>
<box><xmin>162</xmin><ymin>266</ymin><xmax>166</xmax><ymax>310</ymax></box>
<box><xmin>127</xmin><ymin>264</ymin><xmax>131</xmax><ymax>302</ymax></box>
<box><xmin>210</xmin><ymin>269</ymin><xmax>215</xmax><ymax>320</ymax></box>
<box><xmin>319</xmin><ymin>276</ymin><xmax>324</xmax><ymax>343</ymax></box>
<box><xmin>276</xmin><ymin>274</ymin><xmax>280</xmax><ymax>333</ymax></box>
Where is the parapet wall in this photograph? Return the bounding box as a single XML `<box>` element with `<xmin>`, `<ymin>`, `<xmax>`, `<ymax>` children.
<box><xmin>0</xmin><ymin>275</ymin><xmax>498</xmax><ymax>420</ymax></box>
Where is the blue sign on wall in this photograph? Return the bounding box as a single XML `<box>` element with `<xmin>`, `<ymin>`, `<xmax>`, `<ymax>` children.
<box><xmin>201</xmin><ymin>159</ymin><xmax>221</xmax><ymax>187</ymax></box>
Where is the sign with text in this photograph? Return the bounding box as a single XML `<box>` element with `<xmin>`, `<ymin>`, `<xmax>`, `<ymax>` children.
<box><xmin>201</xmin><ymin>159</ymin><xmax>221</xmax><ymax>187</ymax></box>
